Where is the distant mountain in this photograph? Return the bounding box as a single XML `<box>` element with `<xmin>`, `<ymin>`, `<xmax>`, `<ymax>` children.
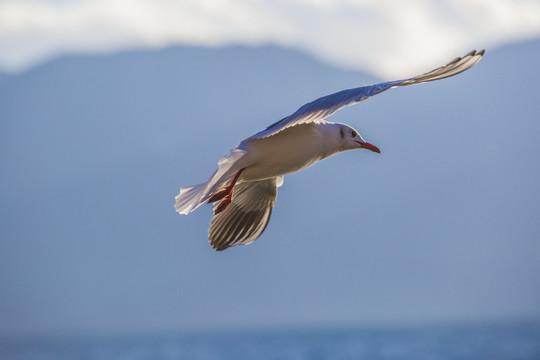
<box><xmin>1</xmin><ymin>41</ymin><xmax>539</xmax><ymax>337</ymax></box>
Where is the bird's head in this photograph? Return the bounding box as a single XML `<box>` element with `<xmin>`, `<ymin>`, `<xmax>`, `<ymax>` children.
<box><xmin>337</xmin><ymin>124</ymin><xmax>381</xmax><ymax>154</ymax></box>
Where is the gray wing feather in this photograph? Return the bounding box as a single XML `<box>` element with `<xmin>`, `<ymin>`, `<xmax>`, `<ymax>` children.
<box><xmin>250</xmin><ymin>50</ymin><xmax>484</xmax><ymax>140</ymax></box>
<box><xmin>397</xmin><ymin>49</ymin><xmax>484</xmax><ymax>86</ymax></box>
<box><xmin>208</xmin><ymin>178</ymin><xmax>279</xmax><ymax>251</ymax></box>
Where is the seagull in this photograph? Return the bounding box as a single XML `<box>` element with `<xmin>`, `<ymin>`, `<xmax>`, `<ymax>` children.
<box><xmin>175</xmin><ymin>50</ymin><xmax>485</xmax><ymax>251</ymax></box>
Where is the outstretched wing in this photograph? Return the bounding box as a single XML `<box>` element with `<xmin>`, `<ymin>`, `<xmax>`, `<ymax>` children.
<box><xmin>208</xmin><ymin>177</ymin><xmax>282</xmax><ymax>251</ymax></box>
<box><xmin>250</xmin><ymin>50</ymin><xmax>485</xmax><ymax>140</ymax></box>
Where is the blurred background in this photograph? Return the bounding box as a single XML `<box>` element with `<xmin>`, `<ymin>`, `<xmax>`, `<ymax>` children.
<box><xmin>1</xmin><ymin>0</ymin><xmax>540</xmax><ymax>359</ymax></box>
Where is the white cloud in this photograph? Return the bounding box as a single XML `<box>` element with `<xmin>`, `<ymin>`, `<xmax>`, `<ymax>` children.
<box><xmin>0</xmin><ymin>0</ymin><xmax>539</xmax><ymax>77</ymax></box>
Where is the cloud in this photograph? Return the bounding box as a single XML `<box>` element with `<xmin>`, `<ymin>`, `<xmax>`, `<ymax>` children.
<box><xmin>1</xmin><ymin>0</ymin><xmax>540</xmax><ymax>77</ymax></box>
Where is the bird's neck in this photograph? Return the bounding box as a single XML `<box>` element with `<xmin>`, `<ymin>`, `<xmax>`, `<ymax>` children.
<box><xmin>316</xmin><ymin>122</ymin><xmax>345</xmax><ymax>159</ymax></box>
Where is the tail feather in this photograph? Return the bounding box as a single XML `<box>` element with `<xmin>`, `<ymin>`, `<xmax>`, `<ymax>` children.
<box><xmin>174</xmin><ymin>182</ymin><xmax>208</xmax><ymax>215</ymax></box>
<box><xmin>174</xmin><ymin>148</ymin><xmax>249</xmax><ymax>215</ymax></box>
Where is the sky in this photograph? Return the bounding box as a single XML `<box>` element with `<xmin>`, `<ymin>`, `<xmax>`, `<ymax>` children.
<box><xmin>1</xmin><ymin>0</ymin><xmax>540</xmax><ymax>77</ymax></box>
<box><xmin>1</xmin><ymin>0</ymin><xmax>540</xmax><ymax>339</ymax></box>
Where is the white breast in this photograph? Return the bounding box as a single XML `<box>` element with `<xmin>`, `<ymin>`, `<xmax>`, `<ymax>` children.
<box><xmin>239</xmin><ymin>123</ymin><xmax>339</xmax><ymax>181</ymax></box>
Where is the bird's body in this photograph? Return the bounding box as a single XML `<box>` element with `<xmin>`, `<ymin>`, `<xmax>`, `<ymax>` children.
<box><xmin>239</xmin><ymin>122</ymin><xmax>340</xmax><ymax>181</ymax></box>
<box><xmin>175</xmin><ymin>50</ymin><xmax>485</xmax><ymax>251</ymax></box>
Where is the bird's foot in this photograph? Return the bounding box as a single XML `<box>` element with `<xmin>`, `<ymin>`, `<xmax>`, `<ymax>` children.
<box><xmin>214</xmin><ymin>194</ymin><xmax>232</xmax><ymax>215</ymax></box>
<box><xmin>207</xmin><ymin>168</ymin><xmax>245</xmax><ymax>204</ymax></box>
<box><xmin>207</xmin><ymin>189</ymin><xmax>229</xmax><ymax>203</ymax></box>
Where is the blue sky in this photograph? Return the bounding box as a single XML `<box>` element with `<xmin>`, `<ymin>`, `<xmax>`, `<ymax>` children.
<box><xmin>1</xmin><ymin>1</ymin><xmax>539</xmax><ymax>338</ymax></box>
<box><xmin>1</xmin><ymin>0</ymin><xmax>540</xmax><ymax>76</ymax></box>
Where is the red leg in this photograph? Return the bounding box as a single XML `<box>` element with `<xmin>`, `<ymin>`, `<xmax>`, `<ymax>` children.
<box><xmin>214</xmin><ymin>194</ymin><xmax>232</xmax><ymax>215</ymax></box>
<box><xmin>207</xmin><ymin>189</ymin><xmax>230</xmax><ymax>204</ymax></box>
<box><xmin>207</xmin><ymin>168</ymin><xmax>245</xmax><ymax>204</ymax></box>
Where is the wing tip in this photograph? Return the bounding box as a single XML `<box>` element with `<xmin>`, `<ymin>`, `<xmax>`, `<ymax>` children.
<box><xmin>212</xmin><ymin>243</ymin><xmax>228</xmax><ymax>251</ymax></box>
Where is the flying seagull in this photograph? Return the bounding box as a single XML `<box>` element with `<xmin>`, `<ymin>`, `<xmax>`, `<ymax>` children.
<box><xmin>175</xmin><ymin>50</ymin><xmax>485</xmax><ymax>251</ymax></box>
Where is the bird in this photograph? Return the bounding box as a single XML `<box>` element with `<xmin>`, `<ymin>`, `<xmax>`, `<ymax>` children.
<box><xmin>174</xmin><ymin>49</ymin><xmax>485</xmax><ymax>251</ymax></box>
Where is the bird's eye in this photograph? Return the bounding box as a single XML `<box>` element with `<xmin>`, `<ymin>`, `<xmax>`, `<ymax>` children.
<box><xmin>351</xmin><ymin>130</ymin><xmax>357</xmax><ymax>137</ymax></box>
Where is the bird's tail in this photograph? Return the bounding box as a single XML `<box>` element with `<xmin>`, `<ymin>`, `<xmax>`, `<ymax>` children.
<box><xmin>174</xmin><ymin>182</ymin><xmax>209</xmax><ymax>215</ymax></box>
<box><xmin>174</xmin><ymin>148</ymin><xmax>248</xmax><ymax>215</ymax></box>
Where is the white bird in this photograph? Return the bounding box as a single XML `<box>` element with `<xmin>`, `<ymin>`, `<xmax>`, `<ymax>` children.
<box><xmin>175</xmin><ymin>50</ymin><xmax>485</xmax><ymax>251</ymax></box>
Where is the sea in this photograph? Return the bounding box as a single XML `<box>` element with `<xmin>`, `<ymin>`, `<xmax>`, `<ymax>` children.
<box><xmin>1</xmin><ymin>322</ymin><xmax>539</xmax><ymax>360</ymax></box>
